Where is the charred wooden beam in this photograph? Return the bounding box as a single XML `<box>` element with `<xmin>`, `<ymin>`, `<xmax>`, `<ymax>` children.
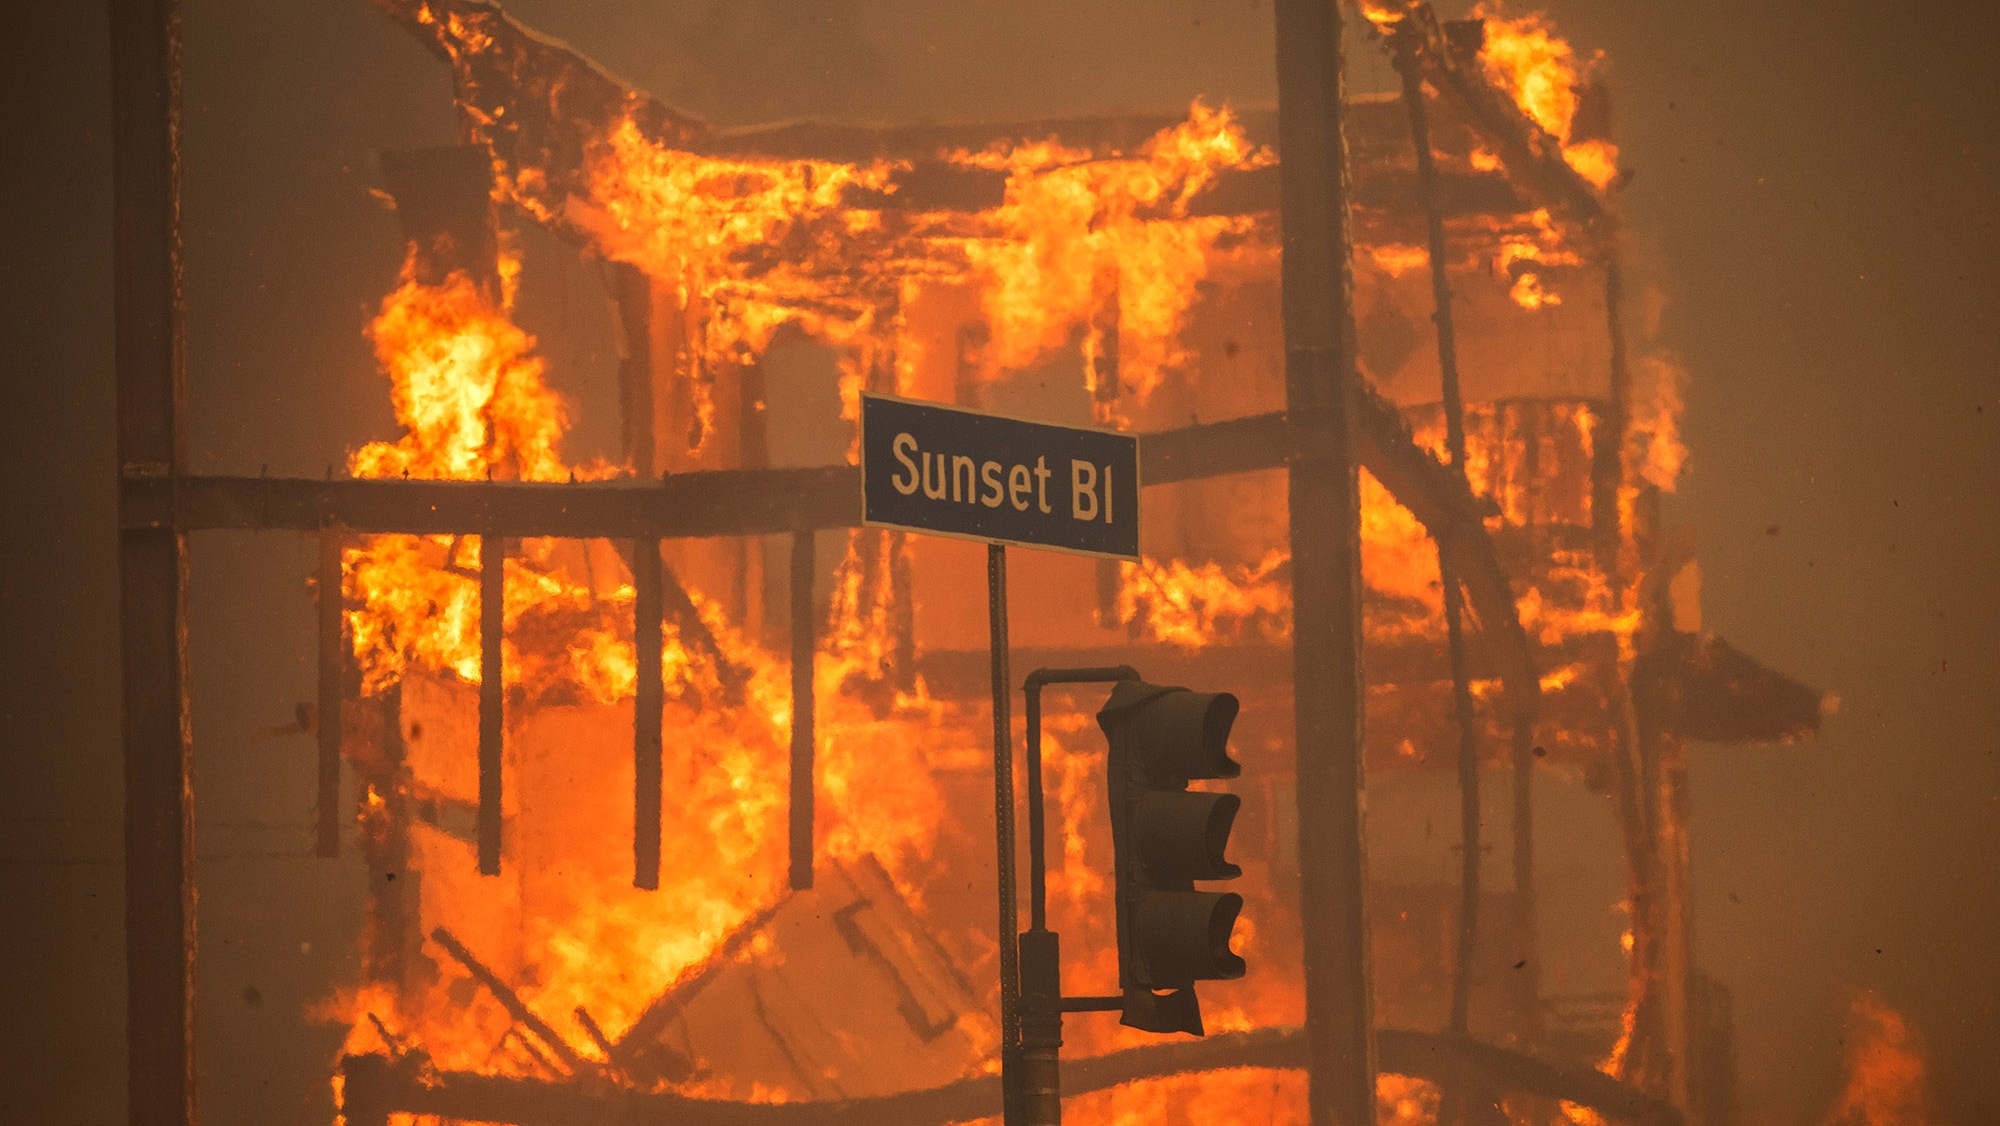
<box><xmin>789</xmin><ymin>530</ymin><xmax>816</xmax><ymax>891</ymax></box>
<box><xmin>614</xmin><ymin>897</ymin><xmax>792</xmax><ymax>1078</ymax></box>
<box><xmin>477</xmin><ymin>530</ymin><xmax>504</xmax><ymax>875</ymax></box>
<box><xmin>338</xmin><ymin>1027</ymin><xmax>1680</xmax><ymax>1125</ymax></box>
<box><xmin>608</xmin><ymin>261</ymin><xmax>656</xmax><ymax>477</ymax></box>
<box><xmin>353</xmin><ymin>689</ymin><xmax>416</xmax><ymax>984</ymax></box>
<box><xmin>1384</xmin><ymin>6</ymin><xmax>1613</xmax><ymax>246</ymax></box>
<box><xmin>1395</xmin><ymin>28</ymin><xmax>1490</xmax><ymax>1095</ymax></box>
<box><xmin>1634</xmin><ymin>631</ymin><xmax>1823</xmax><ymax>744</ymax></box>
<box><xmin>633</xmin><ymin>537</ymin><xmax>663</xmax><ymax>890</ymax></box>
<box><xmin>137</xmin><ymin>404</ymin><xmax>1536</xmax><ymax>709</ymax></box>
<box><xmin>125</xmin><ymin>467</ymin><xmax>861</xmax><ymax>538</ymax></box>
<box><xmin>316</xmin><ymin>525</ymin><xmax>346</xmax><ymax>857</ymax></box>
<box><xmin>614</xmin><ymin>535</ymin><xmax>755</xmax><ymax>704</ymax></box>
<box><xmin>429</xmin><ymin>927</ymin><xmax>588</xmax><ymax>1074</ymax></box>
<box><xmin>112</xmin><ymin>0</ymin><xmax>195</xmax><ymax>1121</ymax></box>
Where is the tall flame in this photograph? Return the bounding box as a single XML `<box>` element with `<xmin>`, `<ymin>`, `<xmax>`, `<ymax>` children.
<box><xmin>956</xmin><ymin>102</ymin><xmax>1267</xmax><ymax>411</ymax></box>
<box><xmin>1475</xmin><ymin>3</ymin><xmax>1622</xmax><ymax>190</ymax></box>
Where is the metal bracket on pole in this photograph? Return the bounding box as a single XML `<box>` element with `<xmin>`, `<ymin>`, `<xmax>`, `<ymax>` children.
<box><xmin>1013</xmin><ymin>665</ymin><xmax>1143</xmax><ymax>1126</ymax></box>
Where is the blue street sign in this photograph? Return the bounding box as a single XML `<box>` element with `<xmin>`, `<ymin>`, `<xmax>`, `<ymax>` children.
<box><xmin>860</xmin><ymin>393</ymin><xmax>1140</xmax><ymax>560</ymax></box>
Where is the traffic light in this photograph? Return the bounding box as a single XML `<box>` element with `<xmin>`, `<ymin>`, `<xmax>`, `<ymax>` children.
<box><xmin>1097</xmin><ymin>680</ymin><xmax>1245</xmax><ymax>1035</ymax></box>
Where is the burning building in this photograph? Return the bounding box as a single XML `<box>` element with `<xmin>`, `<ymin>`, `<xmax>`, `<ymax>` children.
<box><xmin>112</xmin><ymin>0</ymin><xmax>1832</xmax><ymax>1124</ymax></box>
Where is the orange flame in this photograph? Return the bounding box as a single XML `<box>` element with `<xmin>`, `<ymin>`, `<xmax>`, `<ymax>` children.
<box><xmin>1475</xmin><ymin>4</ymin><xmax>1622</xmax><ymax>189</ymax></box>
<box><xmin>351</xmin><ymin>257</ymin><xmax>567</xmax><ymax>484</ymax></box>
<box><xmin>1823</xmin><ymin>992</ymin><xmax>1936</xmax><ymax>1126</ymax></box>
<box><xmin>957</xmin><ymin>102</ymin><xmax>1267</xmax><ymax>412</ymax></box>
<box><xmin>579</xmin><ymin>116</ymin><xmax>895</xmax><ymax>375</ymax></box>
<box><xmin>1494</xmin><ymin>209</ymin><xmax>1581</xmax><ymax>311</ymax></box>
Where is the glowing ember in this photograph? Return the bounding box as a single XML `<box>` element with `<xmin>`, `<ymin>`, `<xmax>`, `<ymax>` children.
<box><xmin>1494</xmin><ymin>209</ymin><xmax>1582</xmax><ymax>311</ymax></box>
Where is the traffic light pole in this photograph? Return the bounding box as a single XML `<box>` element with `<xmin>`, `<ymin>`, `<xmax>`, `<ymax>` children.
<box><xmin>1017</xmin><ymin>665</ymin><xmax>1171</xmax><ymax>1125</ymax></box>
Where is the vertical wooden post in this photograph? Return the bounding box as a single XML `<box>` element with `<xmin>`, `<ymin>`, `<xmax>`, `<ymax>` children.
<box><xmin>1273</xmin><ymin>0</ymin><xmax>1377</xmax><ymax>1121</ymax></box>
<box><xmin>316</xmin><ymin>525</ymin><xmax>345</xmax><ymax>858</ymax></box>
<box><xmin>477</xmin><ymin>530</ymin><xmax>505</xmax><ymax>876</ymax></box>
<box><xmin>633</xmin><ymin>537</ymin><xmax>663</xmax><ymax>890</ymax></box>
<box><xmin>738</xmin><ymin>351</ymin><xmax>770</xmax><ymax>640</ymax></box>
<box><xmin>788</xmin><ymin>530</ymin><xmax>817</xmax><ymax>890</ymax></box>
<box><xmin>112</xmin><ymin>0</ymin><xmax>195</xmax><ymax>1120</ymax></box>
<box><xmin>610</xmin><ymin>263</ymin><xmax>656</xmax><ymax>479</ymax></box>
<box><xmin>1511</xmin><ymin>715</ymin><xmax>1540</xmax><ymax>1040</ymax></box>
<box><xmin>356</xmin><ymin>686</ymin><xmax>414</xmax><ymax>983</ymax></box>
<box><xmin>1594</xmin><ymin>261</ymin><xmax>1631</xmax><ymax>575</ymax></box>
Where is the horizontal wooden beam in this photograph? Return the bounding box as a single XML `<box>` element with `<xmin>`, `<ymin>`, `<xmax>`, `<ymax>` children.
<box><xmin>119</xmin><ymin>466</ymin><xmax>860</xmax><ymax>539</ymax></box>
<box><xmin>128</xmin><ymin>399</ymin><xmax>1540</xmax><ymax>716</ymax></box>
<box><xmin>337</xmin><ymin>1028</ymin><xmax>1679</xmax><ymax>1126</ymax></box>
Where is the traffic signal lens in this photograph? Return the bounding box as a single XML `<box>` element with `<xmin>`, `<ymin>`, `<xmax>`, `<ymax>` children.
<box><xmin>1127</xmin><ymin>690</ymin><xmax>1240</xmax><ymax>782</ymax></box>
<box><xmin>1135</xmin><ymin>891</ymin><xmax>1246</xmax><ymax>986</ymax></box>
<box><xmin>1133</xmin><ymin>791</ymin><xmax>1242</xmax><ymax>882</ymax></box>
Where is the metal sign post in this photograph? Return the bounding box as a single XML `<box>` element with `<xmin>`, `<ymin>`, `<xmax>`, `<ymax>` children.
<box><xmin>860</xmin><ymin>393</ymin><xmax>1144</xmax><ymax>1123</ymax></box>
<box><xmin>987</xmin><ymin>542</ymin><xmax>1023</xmax><ymax>1123</ymax></box>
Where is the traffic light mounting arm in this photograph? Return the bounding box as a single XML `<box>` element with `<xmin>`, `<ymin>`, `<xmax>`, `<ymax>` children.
<box><xmin>1023</xmin><ymin>665</ymin><xmax>1141</xmax><ymax>935</ymax></box>
<box><xmin>1018</xmin><ymin>669</ymin><xmax>1250</xmax><ymax>1040</ymax></box>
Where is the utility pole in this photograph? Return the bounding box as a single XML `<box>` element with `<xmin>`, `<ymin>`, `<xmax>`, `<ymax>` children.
<box><xmin>1273</xmin><ymin>1</ymin><xmax>1377</xmax><ymax>1122</ymax></box>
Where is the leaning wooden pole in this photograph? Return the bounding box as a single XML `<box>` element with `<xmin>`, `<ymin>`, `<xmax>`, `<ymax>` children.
<box><xmin>1273</xmin><ymin>0</ymin><xmax>1376</xmax><ymax>1121</ymax></box>
<box><xmin>1395</xmin><ymin>27</ymin><xmax>1493</xmax><ymax>1122</ymax></box>
<box><xmin>112</xmin><ymin>0</ymin><xmax>195</xmax><ymax>1122</ymax></box>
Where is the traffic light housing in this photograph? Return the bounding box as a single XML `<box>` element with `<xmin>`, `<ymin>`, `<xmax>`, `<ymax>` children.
<box><xmin>1097</xmin><ymin>680</ymin><xmax>1245</xmax><ymax>1035</ymax></box>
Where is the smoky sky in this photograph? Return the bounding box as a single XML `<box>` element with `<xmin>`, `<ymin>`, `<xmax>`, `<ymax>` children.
<box><xmin>2</xmin><ymin>2</ymin><xmax>1995</xmax><ymax>1124</ymax></box>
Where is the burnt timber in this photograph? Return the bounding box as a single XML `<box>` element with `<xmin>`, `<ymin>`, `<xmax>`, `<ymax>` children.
<box><xmin>123</xmin><ymin>387</ymin><xmax>1542</xmax><ymax>718</ymax></box>
<box><xmin>337</xmin><ymin>1028</ymin><xmax>1683</xmax><ymax>1126</ymax></box>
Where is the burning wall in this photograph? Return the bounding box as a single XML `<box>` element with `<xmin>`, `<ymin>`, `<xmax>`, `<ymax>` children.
<box><xmin>317</xmin><ymin>2</ymin><xmax>1826</xmax><ymax>1124</ymax></box>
